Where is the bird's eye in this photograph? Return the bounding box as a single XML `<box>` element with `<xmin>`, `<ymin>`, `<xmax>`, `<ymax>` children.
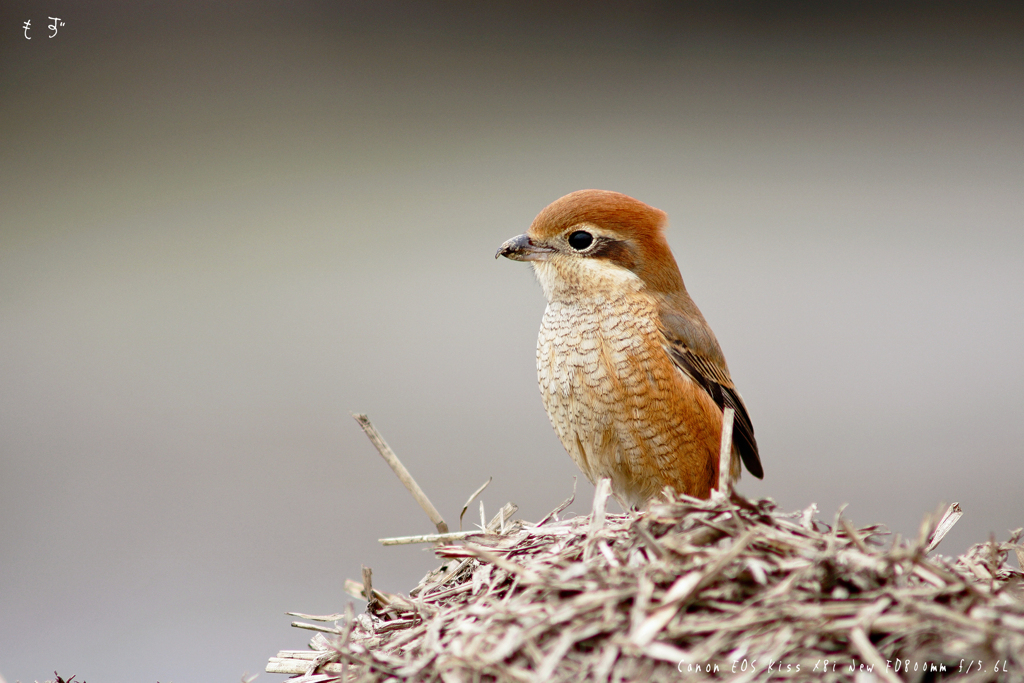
<box><xmin>567</xmin><ymin>230</ymin><xmax>594</xmax><ymax>251</ymax></box>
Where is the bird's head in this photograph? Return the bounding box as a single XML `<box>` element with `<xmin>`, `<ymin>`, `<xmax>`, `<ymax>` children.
<box><xmin>496</xmin><ymin>189</ymin><xmax>686</xmax><ymax>301</ymax></box>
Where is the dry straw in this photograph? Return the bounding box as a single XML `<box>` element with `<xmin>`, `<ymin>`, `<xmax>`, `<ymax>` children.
<box><xmin>268</xmin><ymin>415</ymin><xmax>1024</xmax><ymax>682</ymax></box>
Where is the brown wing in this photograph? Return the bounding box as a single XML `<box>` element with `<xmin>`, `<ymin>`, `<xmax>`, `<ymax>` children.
<box><xmin>664</xmin><ymin>340</ymin><xmax>764</xmax><ymax>480</ymax></box>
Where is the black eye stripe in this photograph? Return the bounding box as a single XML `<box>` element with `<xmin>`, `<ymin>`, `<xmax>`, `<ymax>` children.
<box><xmin>567</xmin><ymin>230</ymin><xmax>594</xmax><ymax>250</ymax></box>
<box><xmin>590</xmin><ymin>238</ymin><xmax>636</xmax><ymax>270</ymax></box>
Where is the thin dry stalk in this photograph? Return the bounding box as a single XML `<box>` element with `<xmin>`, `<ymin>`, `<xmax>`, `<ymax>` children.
<box><xmin>925</xmin><ymin>502</ymin><xmax>963</xmax><ymax>554</ymax></box>
<box><xmin>460</xmin><ymin>477</ymin><xmax>493</xmax><ymax>530</ymax></box>
<box><xmin>379</xmin><ymin>531</ymin><xmax>478</xmax><ymax>546</ymax></box>
<box><xmin>352</xmin><ymin>413</ymin><xmax>448</xmax><ymax>534</ymax></box>
<box><xmin>716</xmin><ymin>406</ymin><xmax>735</xmax><ymax>497</ymax></box>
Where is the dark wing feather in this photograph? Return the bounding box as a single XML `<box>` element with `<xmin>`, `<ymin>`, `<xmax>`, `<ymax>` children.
<box><xmin>665</xmin><ymin>342</ymin><xmax>764</xmax><ymax>480</ymax></box>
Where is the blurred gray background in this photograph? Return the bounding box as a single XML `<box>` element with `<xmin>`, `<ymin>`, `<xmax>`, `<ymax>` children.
<box><xmin>2</xmin><ymin>2</ymin><xmax>1022</xmax><ymax>681</ymax></box>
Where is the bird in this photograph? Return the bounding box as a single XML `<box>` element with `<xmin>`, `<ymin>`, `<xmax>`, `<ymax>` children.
<box><xmin>496</xmin><ymin>189</ymin><xmax>762</xmax><ymax>507</ymax></box>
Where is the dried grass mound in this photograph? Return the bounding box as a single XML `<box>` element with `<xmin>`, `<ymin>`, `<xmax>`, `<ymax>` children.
<box><xmin>268</xmin><ymin>485</ymin><xmax>1024</xmax><ymax>683</ymax></box>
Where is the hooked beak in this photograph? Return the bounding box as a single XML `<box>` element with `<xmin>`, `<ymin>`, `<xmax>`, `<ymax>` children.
<box><xmin>495</xmin><ymin>234</ymin><xmax>555</xmax><ymax>262</ymax></box>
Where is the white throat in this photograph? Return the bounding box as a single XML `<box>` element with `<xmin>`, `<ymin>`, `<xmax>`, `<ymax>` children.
<box><xmin>532</xmin><ymin>258</ymin><xmax>644</xmax><ymax>303</ymax></box>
